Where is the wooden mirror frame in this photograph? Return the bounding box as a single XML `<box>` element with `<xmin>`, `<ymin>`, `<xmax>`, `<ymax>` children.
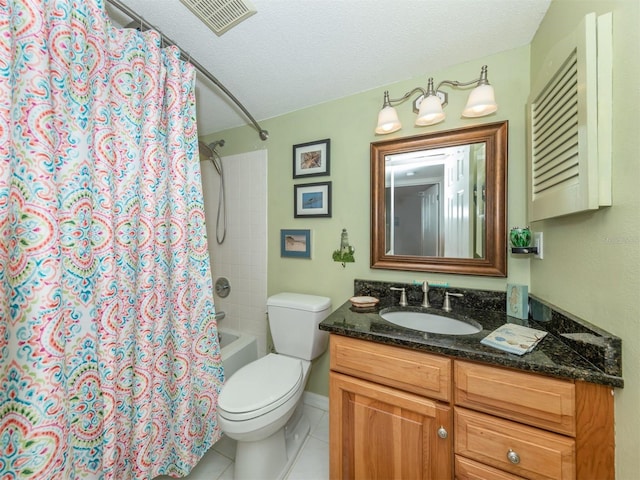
<box><xmin>371</xmin><ymin>121</ymin><xmax>508</xmax><ymax>276</ymax></box>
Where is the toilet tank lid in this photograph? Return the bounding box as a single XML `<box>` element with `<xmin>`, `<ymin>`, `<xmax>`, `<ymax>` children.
<box><xmin>267</xmin><ymin>292</ymin><xmax>331</xmax><ymax>312</ymax></box>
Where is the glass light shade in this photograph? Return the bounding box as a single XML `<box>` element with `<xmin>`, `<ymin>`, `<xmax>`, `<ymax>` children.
<box><xmin>415</xmin><ymin>94</ymin><xmax>445</xmax><ymax>126</ymax></box>
<box><xmin>462</xmin><ymin>84</ymin><xmax>497</xmax><ymax>117</ymax></box>
<box><xmin>375</xmin><ymin>106</ymin><xmax>402</xmax><ymax>134</ymax></box>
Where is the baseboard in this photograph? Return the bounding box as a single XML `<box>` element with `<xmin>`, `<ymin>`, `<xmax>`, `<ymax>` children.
<box><xmin>303</xmin><ymin>391</ymin><xmax>329</xmax><ymax>411</ymax></box>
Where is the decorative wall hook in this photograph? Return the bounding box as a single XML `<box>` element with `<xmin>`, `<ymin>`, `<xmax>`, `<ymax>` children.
<box><xmin>332</xmin><ymin>228</ymin><xmax>355</xmax><ymax>267</ymax></box>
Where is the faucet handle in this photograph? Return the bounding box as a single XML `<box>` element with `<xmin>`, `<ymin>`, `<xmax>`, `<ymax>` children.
<box><xmin>390</xmin><ymin>287</ymin><xmax>408</xmax><ymax>307</ymax></box>
<box><xmin>442</xmin><ymin>292</ymin><xmax>463</xmax><ymax>312</ymax></box>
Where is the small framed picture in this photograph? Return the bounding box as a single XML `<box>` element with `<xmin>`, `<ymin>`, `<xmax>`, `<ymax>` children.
<box><xmin>292</xmin><ymin>139</ymin><xmax>330</xmax><ymax>178</ymax></box>
<box><xmin>506</xmin><ymin>283</ymin><xmax>529</xmax><ymax>319</ymax></box>
<box><xmin>281</xmin><ymin>229</ymin><xmax>311</xmax><ymax>258</ymax></box>
<box><xmin>294</xmin><ymin>181</ymin><xmax>332</xmax><ymax>218</ymax></box>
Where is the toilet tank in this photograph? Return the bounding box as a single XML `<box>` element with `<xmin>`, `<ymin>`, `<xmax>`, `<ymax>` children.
<box><xmin>267</xmin><ymin>293</ymin><xmax>332</xmax><ymax>361</ymax></box>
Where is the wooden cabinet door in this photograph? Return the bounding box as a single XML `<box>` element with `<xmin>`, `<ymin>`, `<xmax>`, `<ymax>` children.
<box><xmin>330</xmin><ymin>371</ymin><xmax>452</xmax><ymax>480</ymax></box>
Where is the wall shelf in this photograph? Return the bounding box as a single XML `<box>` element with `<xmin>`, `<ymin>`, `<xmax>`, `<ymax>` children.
<box><xmin>511</xmin><ymin>247</ymin><xmax>538</xmax><ymax>255</ymax></box>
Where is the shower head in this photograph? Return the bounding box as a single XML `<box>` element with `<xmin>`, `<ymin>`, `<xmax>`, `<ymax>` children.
<box><xmin>198</xmin><ymin>139</ymin><xmax>225</xmax><ymax>161</ymax></box>
<box><xmin>198</xmin><ymin>141</ymin><xmax>213</xmax><ymax>160</ymax></box>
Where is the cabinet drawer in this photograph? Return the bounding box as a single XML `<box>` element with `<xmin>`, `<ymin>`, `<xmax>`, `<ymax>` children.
<box><xmin>455</xmin><ymin>408</ymin><xmax>575</xmax><ymax>480</ymax></box>
<box><xmin>330</xmin><ymin>335</ymin><xmax>451</xmax><ymax>401</ymax></box>
<box><xmin>455</xmin><ymin>361</ymin><xmax>576</xmax><ymax>435</ymax></box>
<box><xmin>455</xmin><ymin>455</ymin><xmax>526</xmax><ymax>480</ymax></box>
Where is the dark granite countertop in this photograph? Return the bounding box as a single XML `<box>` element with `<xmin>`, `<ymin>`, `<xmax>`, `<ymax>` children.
<box><xmin>319</xmin><ymin>280</ymin><xmax>624</xmax><ymax>388</ymax></box>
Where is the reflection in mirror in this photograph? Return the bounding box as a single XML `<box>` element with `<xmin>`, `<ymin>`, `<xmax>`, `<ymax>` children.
<box><xmin>371</xmin><ymin>121</ymin><xmax>507</xmax><ymax>276</ymax></box>
<box><xmin>385</xmin><ymin>143</ymin><xmax>486</xmax><ymax>258</ymax></box>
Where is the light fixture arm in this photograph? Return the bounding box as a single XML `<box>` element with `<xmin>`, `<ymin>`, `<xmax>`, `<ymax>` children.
<box><xmin>385</xmin><ymin>65</ymin><xmax>489</xmax><ymax>109</ymax></box>
<box><xmin>383</xmin><ymin>79</ymin><xmax>443</xmax><ymax>115</ymax></box>
<box><xmin>384</xmin><ymin>86</ymin><xmax>429</xmax><ymax>107</ymax></box>
<box><xmin>435</xmin><ymin>65</ymin><xmax>491</xmax><ymax>92</ymax></box>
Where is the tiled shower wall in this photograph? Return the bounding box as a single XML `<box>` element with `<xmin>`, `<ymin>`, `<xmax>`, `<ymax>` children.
<box><xmin>200</xmin><ymin>149</ymin><xmax>268</xmax><ymax>356</ymax></box>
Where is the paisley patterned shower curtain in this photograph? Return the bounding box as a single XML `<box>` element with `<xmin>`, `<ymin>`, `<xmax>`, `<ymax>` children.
<box><xmin>0</xmin><ymin>1</ymin><xmax>224</xmax><ymax>478</ymax></box>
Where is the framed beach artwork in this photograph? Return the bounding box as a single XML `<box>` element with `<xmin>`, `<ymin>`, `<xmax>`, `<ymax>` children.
<box><xmin>294</xmin><ymin>181</ymin><xmax>332</xmax><ymax>218</ymax></box>
<box><xmin>280</xmin><ymin>229</ymin><xmax>311</xmax><ymax>258</ymax></box>
<box><xmin>292</xmin><ymin>139</ymin><xmax>330</xmax><ymax>178</ymax></box>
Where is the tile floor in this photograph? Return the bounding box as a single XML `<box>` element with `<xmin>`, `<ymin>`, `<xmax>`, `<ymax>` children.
<box><xmin>155</xmin><ymin>400</ymin><xmax>329</xmax><ymax>480</ymax></box>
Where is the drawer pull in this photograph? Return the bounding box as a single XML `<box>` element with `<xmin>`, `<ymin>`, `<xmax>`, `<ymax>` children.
<box><xmin>437</xmin><ymin>426</ymin><xmax>448</xmax><ymax>439</ymax></box>
<box><xmin>507</xmin><ymin>449</ymin><xmax>520</xmax><ymax>464</ymax></box>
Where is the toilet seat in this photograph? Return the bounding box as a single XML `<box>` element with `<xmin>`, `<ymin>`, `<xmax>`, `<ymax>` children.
<box><xmin>218</xmin><ymin>354</ymin><xmax>303</xmax><ymax>422</ymax></box>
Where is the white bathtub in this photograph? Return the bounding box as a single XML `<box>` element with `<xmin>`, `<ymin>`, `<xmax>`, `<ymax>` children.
<box><xmin>218</xmin><ymin>327</ymin><xmax>258</xmax><ymax>380</ymax></box>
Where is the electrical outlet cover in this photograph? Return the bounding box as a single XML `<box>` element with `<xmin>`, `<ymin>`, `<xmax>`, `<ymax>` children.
<box><xmin>534</xmin><ymin>232</ymin><xmax>543</xmax><ymax>259</ymax></box>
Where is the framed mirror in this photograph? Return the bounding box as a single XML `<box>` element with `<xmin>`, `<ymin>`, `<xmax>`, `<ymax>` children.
<box><xmin>371</xmin><ymin>121</ymin><xmax>507</xmax><ymax>276</ymax></box>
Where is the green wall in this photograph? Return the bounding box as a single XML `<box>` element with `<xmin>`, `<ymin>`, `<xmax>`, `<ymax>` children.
<box><xmin>206</xmin><ymin>2</ymin><xmax>640</xmax><ymax>475</ymax></box>
<box><xmin>528</xmin><ymin>1</ymin><xmax>640</xmax><ymax>478</ymax></box>
<box><xmin>208</xmin><ymin>45</ymin><xmax>532</xmax><ymax>396</ymax></box>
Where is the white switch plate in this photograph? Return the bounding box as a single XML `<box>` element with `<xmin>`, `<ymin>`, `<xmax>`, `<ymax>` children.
<box><xmin>533</xmin><ymin>232</ymin><xmax>543</xmax><ymax>259</ymax></box>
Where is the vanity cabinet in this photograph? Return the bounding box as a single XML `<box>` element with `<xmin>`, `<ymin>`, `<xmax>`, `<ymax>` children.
<box><xmin>329</xmin><ymin>335</ymin><xmax>452</xmax><ymax>479</ymax></box>
<box><xmin>454</xmin><ymin>361</ymin><xmax>614</xmax><ymax>480</ymax></box>
<box><xmin>328</xmin><ymin>335</ymin><xmax>615</xmax><ymax>480</ymax></box>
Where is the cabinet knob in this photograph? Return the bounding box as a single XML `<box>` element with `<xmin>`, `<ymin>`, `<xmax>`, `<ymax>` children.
<box><xmin>507</xmin><ymin>449</ymin><xmax>520</xmax><ymax>464</ymax></box>
<box><xmin>437</xmin><ymin>426</ymin><xmax>448</xmax><ymax>439</ymax></box>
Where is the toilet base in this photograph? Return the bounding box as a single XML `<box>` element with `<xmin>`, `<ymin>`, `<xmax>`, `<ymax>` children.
<box><xmin>234</xmin><ymin>403</ymin><xmax>310</xmax><ymax>480</ymax></box>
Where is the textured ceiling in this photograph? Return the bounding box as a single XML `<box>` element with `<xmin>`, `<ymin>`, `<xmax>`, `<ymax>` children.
<box><xmin>107</xmin><ymin>0</ymin><xmax>551</xmax><ymax>138</ymax></box>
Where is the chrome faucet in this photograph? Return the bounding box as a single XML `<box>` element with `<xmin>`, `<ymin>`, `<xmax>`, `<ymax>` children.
<box><xmin>442</xmin><ymin>292</ymin><xmax>463</xmax><ymax>312</ymax></box>
<box><xmin>421</xmin><ymin>281</ymin><xmax>431</xmax><ymax>308</ymax></box>
<box><xmin>390</xmin><ymin>287</ymin><xmax>408</xmax><ymax>307</ymax></box>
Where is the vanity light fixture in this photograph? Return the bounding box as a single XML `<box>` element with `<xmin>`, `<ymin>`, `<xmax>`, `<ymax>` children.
<box><xmin>374</xmin><ymin>65</ymin><xmax>498</xmax><ymax>134</ymax></box>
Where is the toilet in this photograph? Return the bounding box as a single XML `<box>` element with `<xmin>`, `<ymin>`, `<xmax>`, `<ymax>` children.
<box><xmin>217</xmin><ymin>292</ymin><xmax>331</xmax><ymax>480</ymax></box>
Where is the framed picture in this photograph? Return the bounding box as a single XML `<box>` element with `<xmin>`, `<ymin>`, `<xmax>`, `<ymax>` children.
<box><xmin>294</xmin><ymin>181</ymin><xmax>332</xmax><ymax>218</ymax></box>
<box><xmin>280</xmin><ymin>229</ymin><xmax>311</xmax><ymax>258</ymax></box>
<box><xmin>292</xmin><ymin>139</ymin><xmax>330</xmax><ymax>178</ymax></box>
<box><xmin>506</xmin><ymin>283</ymin><xmax>529</xmax><ymax>320</ymax></box>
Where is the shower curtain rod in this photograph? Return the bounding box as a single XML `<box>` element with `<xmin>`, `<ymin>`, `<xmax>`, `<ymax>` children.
<box><xmin>105</xmin><ymin>0</ymin><xmax>269</xmax><ymax>141</ymax></box>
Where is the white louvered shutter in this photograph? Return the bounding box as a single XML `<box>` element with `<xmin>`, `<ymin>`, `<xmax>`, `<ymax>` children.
<box><xmin>527</xmin><ymin>12</ymin><xmax>611</xmax><ymax>221</ymax></box>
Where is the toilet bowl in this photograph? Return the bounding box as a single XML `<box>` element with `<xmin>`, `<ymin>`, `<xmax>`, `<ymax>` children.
<box><xmin>218</xmin><ymin>353</ymin><xmax>309</xmax><ymax>440</ymax></box>
<box><xmin>216</xmin><ymin>292</ymin><xmax>331</xmax><ymax>480</ymax></box>
<box><xmin>217</xmin><ymin>354</ymin><xmax>312</xmax><ymax>479</ymax></box>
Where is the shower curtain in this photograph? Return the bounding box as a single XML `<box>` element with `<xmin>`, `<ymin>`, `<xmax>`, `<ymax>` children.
<box><xmin>0</xmin><ymin>1</ymin><xmax>224</xmax><ymax>478</ymax></box>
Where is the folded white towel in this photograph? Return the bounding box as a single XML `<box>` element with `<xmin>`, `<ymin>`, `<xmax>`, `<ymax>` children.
<box><xmin>481</xmin><ymin>323</ymin><xmax>548</xmax><ymax>355</ymax></box>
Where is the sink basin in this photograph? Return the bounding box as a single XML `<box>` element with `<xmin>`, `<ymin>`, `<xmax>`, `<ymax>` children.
<box><xmin>379</xmin><ymin>309</ymin><xmax>482</xmax><ymax>335</ymax></box>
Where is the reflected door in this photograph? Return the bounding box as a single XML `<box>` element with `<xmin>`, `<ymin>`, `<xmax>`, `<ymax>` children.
<box><xmin>391</xmin><ymin>182</ymin><xmax>442</xmax><ymax>257</ymax></box>
<box><xmin>444</xmin><ymin>146</ymin><xmax>471</xmax><ymax>258</ymax></box>
<box><xmin>421</xmin><ymin>184</ymin><xmax>441</xmax><ymax>256</ymax></box>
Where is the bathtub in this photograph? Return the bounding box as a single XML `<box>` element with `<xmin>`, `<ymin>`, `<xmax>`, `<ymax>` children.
<box><xmin>218</xmin><ymin>327</ymin><xmax>258</xmax><ymax>380</ymax></box>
